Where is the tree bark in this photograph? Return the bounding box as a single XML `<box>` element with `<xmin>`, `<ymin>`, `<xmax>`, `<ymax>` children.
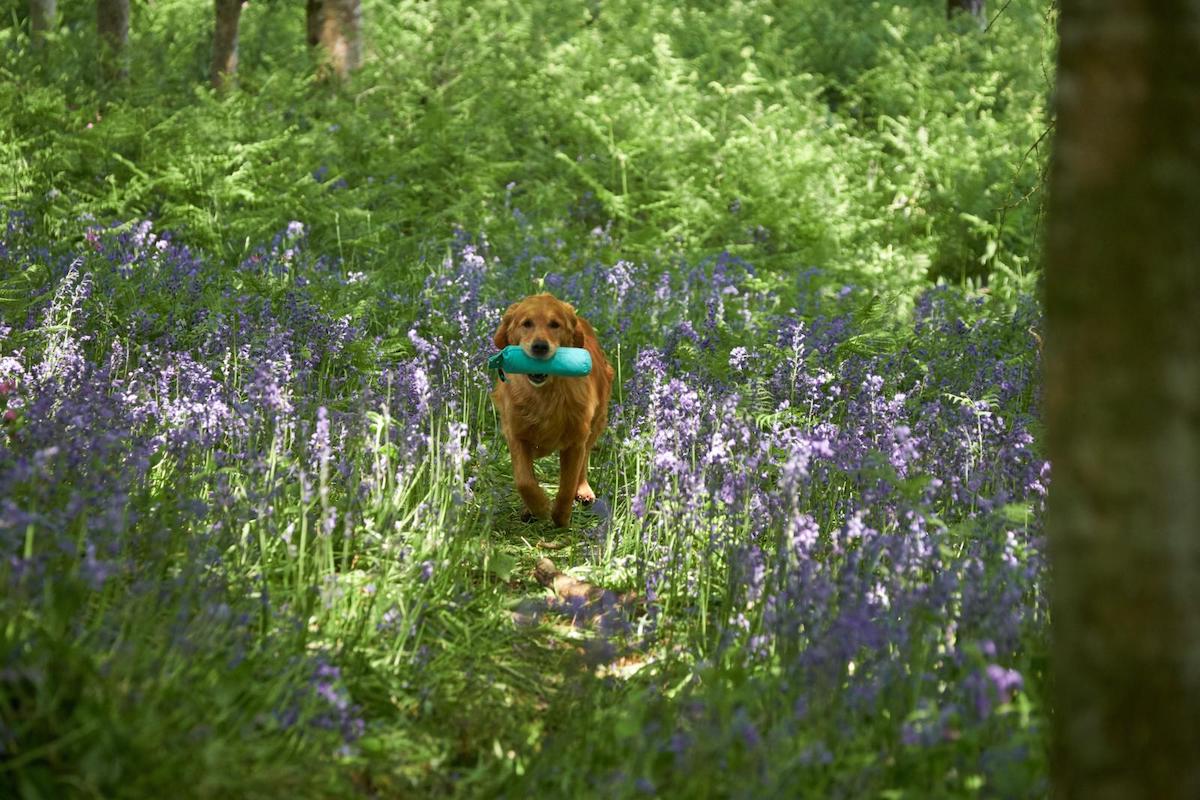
<box><xmin>211</xmin><ymin>0</ymin><xmax>243</xmax><ymax>90</ymax></box>
<box><xmin>29</xmin><ymin>0</ymin><xmax>56</xmax><ymax>50</ymax></box>
<box><xmin>97</xmin><ymin>0</ymin><xmax>130</xmax><ymax>80</ymax></box>
<box><xmin>306</xmin><ymin>0</ymin><xmax>362</xmax><ymax>80</ymax></box>
<box><xmin>1045</xmin><ymin>1</ymin><xmax>1200</xmax><ymax>799</ymax></box>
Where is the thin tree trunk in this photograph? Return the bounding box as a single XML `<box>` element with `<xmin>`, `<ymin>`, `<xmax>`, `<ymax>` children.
<box><xmin>30</xmin><ymin>0</ymin><xmax>56</xmax><ymax>50</ymax></box>
<box><xmin>97</xmin><ymin>0</ymin><xmax>130</xmax><ymax>80</ymax></box>
<box><xmin>306</xmin><ymin>0</ymin><xmax>322</xmax><ymax>47</ymax></box>
<box><xmin>946</xmin><ymin>0</ymin><xmax>985</xmax><ymax>21</ymax></box>
<box><xmin>1045</xmin><ymin>1</ymin><xmax>1200</xmax><ymax>798</ymax></box>
<box><xmin>306</xmin><ymin>0</ymin><xmax>362</xmax><ymax>80</ymax></box>
<box><xmin>211</xmin><ymin>0</ymin><xmax>243</xmax><ymax>90</ymax></box>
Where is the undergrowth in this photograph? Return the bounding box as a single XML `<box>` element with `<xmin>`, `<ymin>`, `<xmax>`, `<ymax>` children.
<box><xmin>1</xmin><ymin>1</ymin><xmax>1053</xmax><ymax>797</ymax></box>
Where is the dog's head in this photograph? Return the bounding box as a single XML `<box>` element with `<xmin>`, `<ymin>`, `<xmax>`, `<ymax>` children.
<box><xmin>493</xmin><ymin>293</ymin><xmax>585</xmax><ymax>387</ymax></box>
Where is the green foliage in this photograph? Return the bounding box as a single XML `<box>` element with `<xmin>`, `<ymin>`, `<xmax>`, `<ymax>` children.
<box><xmin>1</xmin><ymin>0</ymin><xmax>1052</xmax><ymax>290</ymax></box>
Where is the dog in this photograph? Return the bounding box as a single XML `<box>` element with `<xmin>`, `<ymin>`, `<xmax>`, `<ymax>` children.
<box><xmin>491</xmin><ymin>293</ymin><xmax>614</xmax><ymax>527</ymax></box>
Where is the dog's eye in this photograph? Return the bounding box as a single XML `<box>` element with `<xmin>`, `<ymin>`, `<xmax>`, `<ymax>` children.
<box><xmin>549</xmin><ymin>320</ymin><xmax>560</xmax><ymax>329</ymax></box>
<box><xmin>522</xmin><ymin>320</ymin><xmax>533</xmax><ymax>328</ymax></box>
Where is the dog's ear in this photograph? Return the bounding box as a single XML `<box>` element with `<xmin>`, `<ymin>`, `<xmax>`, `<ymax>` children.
<box><xmin>493</xmin><ymin>303</ymin><xmax>519</xmax><ymax>349</ymax></box>
<box><xmin>566</xmin><ymin>305</ymin><xmax>586</xmax><ymax>347</ymax></box>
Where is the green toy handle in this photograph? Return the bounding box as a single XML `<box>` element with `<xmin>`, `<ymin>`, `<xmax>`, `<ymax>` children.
<box><xmin>487</xmin><ymin>346</ymin><xmax>592</xmax><ymax>381</ymax></box>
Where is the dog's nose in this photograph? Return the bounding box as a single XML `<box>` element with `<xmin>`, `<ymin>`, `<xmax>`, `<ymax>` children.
<box><xmin>531</xmin><ymin>340</ymin><xmax>550</xmax><ymax>357</ymax></box>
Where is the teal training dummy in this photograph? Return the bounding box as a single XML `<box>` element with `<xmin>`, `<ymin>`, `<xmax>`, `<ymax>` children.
<box><xmin>488</xmin><ymin>345</ymin><xmax>592</xmax><ymax>383</ymax></box>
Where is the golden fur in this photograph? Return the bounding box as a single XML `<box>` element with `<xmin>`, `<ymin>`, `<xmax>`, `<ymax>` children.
<box><xmin>490</xmin><ymin>293</ymin><xmax>614</xmax><ymax>527</ymax></box>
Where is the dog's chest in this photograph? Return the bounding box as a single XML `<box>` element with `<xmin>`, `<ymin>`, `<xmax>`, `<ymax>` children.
<box><xmin>520</xmin><ymin>412</ymin><xmax>572</xmax><ymax>451</ymax></box>
<box><xmin>512</xmin><ymin>393</ymin><xmax>590</xmax><ymax>453</ymax></box>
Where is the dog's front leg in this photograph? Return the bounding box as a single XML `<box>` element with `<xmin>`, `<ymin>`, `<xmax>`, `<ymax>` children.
<box><xmin>510</xmin><ymin>437</ymin><xmax>550</xmax><ymax>519</ymax></box>
<box><xmin>553</xmin><ymin>445</ymin><xmax>585</xmax><ymax>527</ymax></box>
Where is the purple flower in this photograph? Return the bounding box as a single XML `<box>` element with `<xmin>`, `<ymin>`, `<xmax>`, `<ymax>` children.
<box><xmin>986</xmin><ymin>664</ymin><xmax>1024</xmax><ymax>699</ymax></box>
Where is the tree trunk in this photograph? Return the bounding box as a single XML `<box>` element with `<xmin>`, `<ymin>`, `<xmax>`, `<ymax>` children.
<box><xmin>97</xmin><ymin>0</ymin><xmax>130</xmax><ymax>80</ymax></box>
<box><xmin>306</xmin><ymin>0</ymin><xmax>362</xmax><ymax>80</ymax></box>
<box><xmin>1045</xmin><ymin>1</ymin><xmax>1200</xmax><ymax>798</ymax></box>
<box><xmin>29</xmin><ymin>0</ymin><xmax>56</xmax><ymax>50</ymax></box>
<box><xmin>946</xmin><ymin>0</ymin><xmax>985</xmax><ymax>22</ymax></box>
<box><xmin>211</xmin><ymin>0</ymin><xmax>243</xmax><ymax>90</ymax></box>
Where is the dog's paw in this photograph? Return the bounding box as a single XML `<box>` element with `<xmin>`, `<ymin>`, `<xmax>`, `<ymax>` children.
<box><xmin>517</xmin><ymin>482</ymin><xmax>550</xmax><ymax>520</ymax></box>
<box><xmin>575</xmin><ymin>481</ymin><xmax>596</xmax><ymax>505</ymax></box>
<box><xmin>521</xmin><ymin>502</ymin><xmax>553</xmax><ymax>523</ymax></box>
<box><xmin>551</xmin><ymin>505</ymin><xmax>573</xmax><ymax>528</ymax></box>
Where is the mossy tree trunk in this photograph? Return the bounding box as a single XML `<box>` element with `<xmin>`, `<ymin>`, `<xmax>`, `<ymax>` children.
<box><xmin>1045</xmin><ymin>1</ymin><xmax>1200</xmax><ymax>798</ymax></box>
<box><xmin>97</xmin><ymin>0</ymin><xmax>129</xmax><ymax>80</ymax></box>
<box><xmin>211</xmin><ymin>0</ymin><xmax>243</xmax><ymax>90</ymax></box>
<box><xmin>306</xmin><ymin>0</ymin><xmax>362</xmax><ymax>80</ymax></box>
<box><xmin>30</xmin><ymin>0</ymin><xmax>56</xmax><ymax>50</ymax></box>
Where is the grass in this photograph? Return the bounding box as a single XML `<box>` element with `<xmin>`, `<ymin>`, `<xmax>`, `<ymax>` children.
<box><xmin>1</xmin><ymin>1</ymin><xmax>1052</xmax><ymax>797</ymax></box>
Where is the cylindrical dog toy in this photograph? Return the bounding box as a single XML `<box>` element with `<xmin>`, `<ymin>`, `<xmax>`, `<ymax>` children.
<box><xmin>488</xmin><ymin>345</ymin><xmax>592</xmax><ymax>382</ymax></box>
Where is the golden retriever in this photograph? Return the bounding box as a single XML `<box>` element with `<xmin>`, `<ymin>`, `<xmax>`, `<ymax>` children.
<box><xmin>491</xmin><ymin>293</ymin><xmax>614</xmax><ymax>527</ymax></box>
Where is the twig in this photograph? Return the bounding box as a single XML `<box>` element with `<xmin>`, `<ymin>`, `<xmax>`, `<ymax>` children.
<box><xmin>984</xmin><ymin>0</ymin><xmax>1016</xmax><ymax>33</ymax></box>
